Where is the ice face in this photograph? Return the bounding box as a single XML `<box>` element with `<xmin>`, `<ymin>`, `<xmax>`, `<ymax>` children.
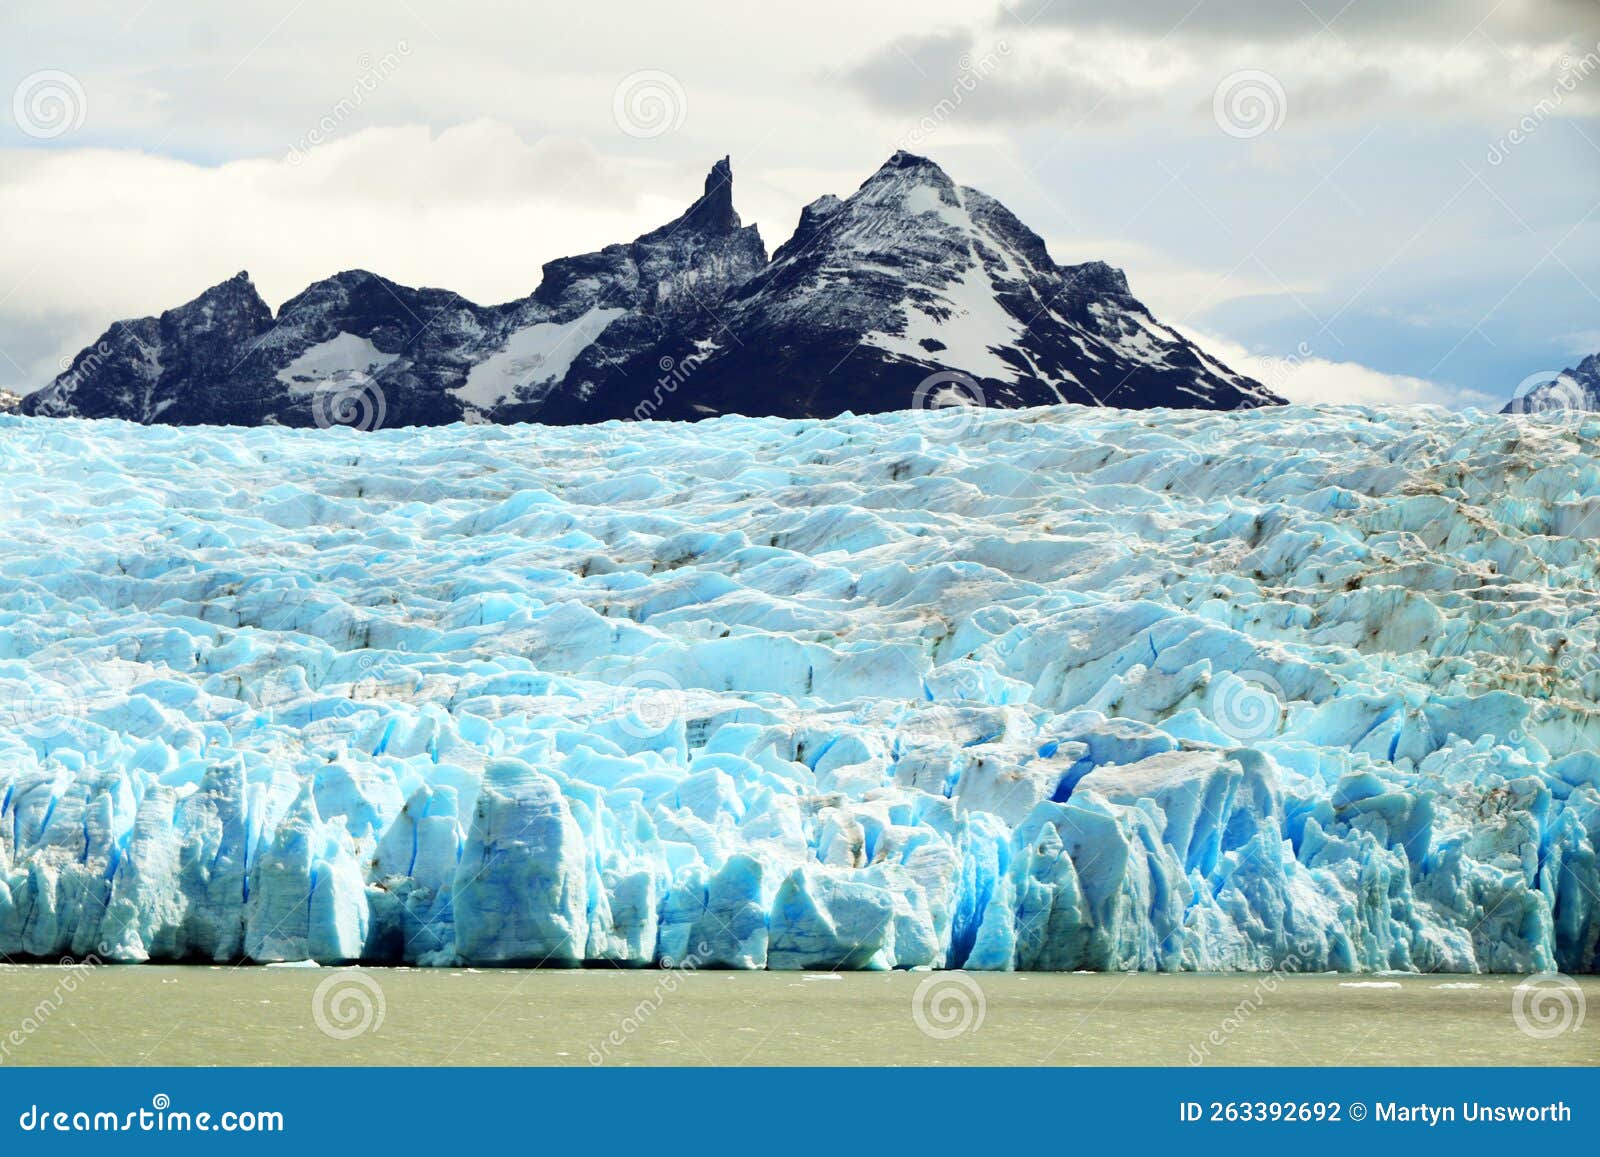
<box><xmin>0</xmin><ymin>404</ymin><xmax>1596</xmax><ymax>972</ymax></box>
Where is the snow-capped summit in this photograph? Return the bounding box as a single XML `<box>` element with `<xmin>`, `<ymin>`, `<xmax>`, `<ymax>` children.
<box><xmin>496</xmin><ymin>154</ymin><xmax>767</xmax><ymax>423</ymax></box>
<box><xmin>549</xmin><ymin>151</ymin><xmax>1280</xmax><ymax>422</ymax></box>
<box><xmin>1503</xmin><ymin>353</ymin><xmax>1600</xmax><ymax>415</ymax></box>
<box><xmin>25</xmin><ymin>154</ymin><xmax>1280</xmax><ymax>427</ymax></box>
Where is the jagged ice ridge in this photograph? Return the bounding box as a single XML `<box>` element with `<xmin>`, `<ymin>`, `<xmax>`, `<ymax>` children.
<box><xmin>1</xmin><ymin>404</ymin><xmax>1597</xmax><ymax>972</ymax></box>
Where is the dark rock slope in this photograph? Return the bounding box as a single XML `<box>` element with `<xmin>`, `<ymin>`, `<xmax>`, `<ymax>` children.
<box><xmin>24</xmin><ymin>153</ymin><xmax>1281</xmax><ymax>427</ymax></box>
<box><xmin>1502</xmin><ymin>353</ymin><xmax>1600</xmax><ymax>415</ymax></box>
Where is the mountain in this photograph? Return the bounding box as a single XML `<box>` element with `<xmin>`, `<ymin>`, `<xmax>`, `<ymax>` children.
<box><xmin>23</xmin><ymin>153</ymin><xmax>1281</xmax><ymax>428</ymax></box>
<box><xmin>0</xmin><ymin>389</ymin><xmax>20</xmax><ymax>414</ymax></box>
<box><xmin>25</xmin><ymin>160</ymin><xmax>763</xmax><ymax>429</ymax></box>
<box><xmin>548</xmin><ymin>152</ymin><xmax>1277</xmax><ymax>422</ymax></box>
<box><xmin>1502</xmin><ymin>353</ymin><xmax>1600</xmax><ymax>415</ymax></box>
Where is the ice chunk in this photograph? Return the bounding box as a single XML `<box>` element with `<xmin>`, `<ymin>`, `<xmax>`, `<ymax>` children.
<box><xmin>0</xmin><ymin>403</ymin><xmax>1595</xmax><ymax>972</ymax></box>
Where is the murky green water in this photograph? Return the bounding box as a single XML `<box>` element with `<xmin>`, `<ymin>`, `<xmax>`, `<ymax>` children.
<box><xmin>0</xmin><ymin>965</ymin><xmax>1592</xmax><ymax>1066</ymax></box>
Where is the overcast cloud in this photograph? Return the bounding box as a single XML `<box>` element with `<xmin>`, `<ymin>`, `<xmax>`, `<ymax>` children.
<box><xmin>1</xmin><ymin>0</ymin><xmax>1596</xmax><ymax>408</ymax></box>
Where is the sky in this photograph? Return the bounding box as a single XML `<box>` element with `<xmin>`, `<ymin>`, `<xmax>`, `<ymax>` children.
<box><xmin>1</xmin><ymin>0</ymin><xmax>1598</xmax><ymax>408</ymax></box>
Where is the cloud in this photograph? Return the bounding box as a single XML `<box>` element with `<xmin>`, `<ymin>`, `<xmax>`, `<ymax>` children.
<box><xmin>845</xmin><ymin>9</ymin><xmax>1599</xmax><ymax>141</ymax></box>
<box><xmin>0</xmin><ymin>125</ymin><xmax>715</xmax><ymax>393</ymax></box>
<box><xmin>1281</xmin><ymin>65</ymin><xmax>1393</xmax><ymax>120</ymax></box>
<box><xmin>1181</xmin><ymin>328</ymin><xmax>1504</xmax><ymax>410</ymax></box>
<box><xmin>842</xmin><ymin>29</ymin><xmax>1151</xmax><ymax>131</ymax></box>
<box><xmin>0</xmin><ymin>0</ymin><xmax>1589</xmax><ymax>407</ymax></box>
<box><xmin>1563</xmin><ymin>331</ymin><xmax>1600</xmax><ymax>358</ymax></box>
<box><xmin>1003</xmin><ymin>0</ymin><xmax>1598</xmax><ymax>48</ymax></box>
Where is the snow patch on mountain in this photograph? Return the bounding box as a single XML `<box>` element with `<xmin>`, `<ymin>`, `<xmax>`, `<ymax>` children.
<box><xmin>276</xmin><ymin>332</ymin><xmax>400</xmax><ymax>392</ymax></box>
<box><xmin>456</xmin><ymin>307</ymin><xmax>626</xmax><ymax>410</ymax></box>
<box><xmin>24</xmin><ymin>153</ymin><xmax>1280</xmax><ymax>427</ymax></box>
<box><xmin>865</xmin><ymin>258</ymin><xmax>1030</xmax><ymax>384</ymax></box>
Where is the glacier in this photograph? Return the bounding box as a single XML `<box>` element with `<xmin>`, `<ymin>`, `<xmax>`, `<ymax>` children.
<box><xmin>0</xmin><ymin>404</ymin><xmax>1597</xmax><ymax>973</ymax></box>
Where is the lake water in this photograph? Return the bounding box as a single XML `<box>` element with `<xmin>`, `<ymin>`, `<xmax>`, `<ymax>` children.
<box><xmin>0</xmin><ymin>966</ymin><xmax>1592</xmax><ymax>1066</ymax></box>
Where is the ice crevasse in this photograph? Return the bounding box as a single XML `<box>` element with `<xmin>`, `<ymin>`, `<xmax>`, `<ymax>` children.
<box><xmin>0</xmin><ymin>404</ymin><xmax>1597</xmax><ymax>973</ymax></box>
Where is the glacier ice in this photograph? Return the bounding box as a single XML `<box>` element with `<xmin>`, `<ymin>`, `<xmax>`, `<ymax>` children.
<box><xmin>0</xmin><ymin>404</ymin><xmax>1597</xmax><ymax>973</ymax></box>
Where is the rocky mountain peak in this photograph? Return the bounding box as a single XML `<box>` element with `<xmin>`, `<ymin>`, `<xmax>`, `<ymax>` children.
<box><xmin>170</xmin><ymin>270</ymin><xmax>271</xmax><ymax>320</ymax></box>
<box><xmin>878</xmin><ymin>150</ymin><xmax>952</xmax><ymax>179</ymax></box>
<box><xmin>853</xmin><ymin>150</ymin><xmax>959</xmax><ymax>212</ymax></box>
<box><xmin>1503</xmin><ymin>351</ymin><xmax>1600</xmax><ymax>414</ymax></box>
<box><xmin>637</xmin><ymin>155</ymin><xmax>749</xmax><ymax>242</ymax></box>
<box><xmin>1061</xmin><ymin>259</ymin><xmax>1133</xmax><ymax>299</ymax></box>
<box><xmin>24</xmin><ymin>152</ymin><xmax>1281</xmax><ymax>427</ymax></box>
